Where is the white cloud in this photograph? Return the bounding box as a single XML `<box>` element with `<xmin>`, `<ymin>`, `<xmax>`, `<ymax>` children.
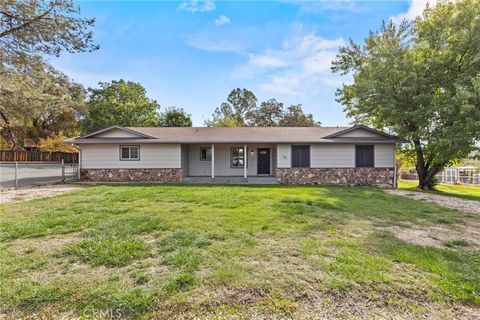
<box><xmin>294</xmin><ymin>0</ymin><xmax>359</xmax><ymax>13</ymax></box>
<box><xmin>391</xmin><ymin>0</ymin><xmax>438</xmax><ymax>24</ymax></box>
<box><xmin>185</xmin><ymin>34</ymin><xmax>245</xmax><ymax>53</ymax></box>
<box><xmin>214</xmin><ymin>15</ymin><xmax>230</xmax><ymax>26</ymax></box>
<box><xmin>248</xmin><ymin>53</ymin><xmax>286</xmax><ymax>68</ymax></box>
<box><xmin>185</xmin><ymin>25</ymin><xmax>345</xmax><ymax>96</ymax></box>
<box><xmin>237</xmin><ymin>32</ymin><xmax>345</xmax><ymax>95</ymax></box>
<box><xmin>178</xmin><ymin>0</ymin><xmax>215</xmax><ymax>13</ymax></box>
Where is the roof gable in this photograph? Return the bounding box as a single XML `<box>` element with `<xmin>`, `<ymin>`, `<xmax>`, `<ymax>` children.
<box><xmin>323</xmin><ymin>125</ymin><xmax>399</xmax><ymax>140</ymax></box>
<box><xmin>81</xmin><ymin>125</ymin><xmax>155</xmax><ymax>139</ymax></box>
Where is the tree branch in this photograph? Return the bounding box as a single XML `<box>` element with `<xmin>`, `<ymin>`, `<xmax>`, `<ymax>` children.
<box><xmin>0</xmin><ymin>3</ymin><xmax>56</xmax><ymax>38</ymax></box>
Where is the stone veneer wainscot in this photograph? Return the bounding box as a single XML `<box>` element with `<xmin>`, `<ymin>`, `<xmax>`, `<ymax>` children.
<box><xmin>276</xmin><ymin>168</ymin><xmax>395</xmax><ymax>188</ymax></box>
<box><xmin>80</xmin><ymin>168</ymin><xmax>183</xmax><ymax>182</ymax></box>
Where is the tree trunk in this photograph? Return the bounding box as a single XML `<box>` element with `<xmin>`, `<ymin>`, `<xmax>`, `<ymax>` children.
<box><xmin>0</xmin><ymin>109</ymin><xmax>22</xmax><ymax>150</ymax></box>
<box><xmin>414</xmin><ymin>139</ymin><xmax>436</xmax><ymax>190</ymax></box>
<box><xmin>413</xmin><ymin>139</ymin><xmax>445</xmax><ymax>190</ymax></box>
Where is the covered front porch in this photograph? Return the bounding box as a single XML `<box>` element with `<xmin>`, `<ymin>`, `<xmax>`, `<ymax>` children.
<box><xmin>180</xmin><ymin>143</ymin><xmax>278</xmax><ymax>182</ymax></box>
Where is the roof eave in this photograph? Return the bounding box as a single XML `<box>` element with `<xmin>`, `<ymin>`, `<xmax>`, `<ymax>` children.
<box><xmin>66</xmin><ymin>139</ymin><xmax>401</xmax><ymax>144</ymax></box>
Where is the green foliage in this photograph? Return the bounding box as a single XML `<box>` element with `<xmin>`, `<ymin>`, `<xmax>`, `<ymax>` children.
<box><xmin>83</xmin><ymin>80</ymin><xmax>160</xmax><ymax>133</ymax></box>
<box><xmin>278</xmin><ymin>104</ymin><xmax>320</xmax><ymax>127</ymax></box>
<box><xmin>158</xmin><ymin>106</ymin><xmax>192</xmax><ymax>127</ymax></box>
<box><xmin>0</xmin><ymin>0</ymin><xmax>98</xmax><ymax>59</ymax></box>
<box><xmin>205</xmin><ymin>88</ymin><xmax>257</xmax><ymax>127</ymax></box>
<box><xmin>0</xmin><ymin>0</ymin><xmax>96</xmax><ymax>150</ymax></box>
<box><xmin>0</xmin><ymin>58</ymin><xmax>86</xmax><ymax>149</ymax></box>
<box><xmin>245</xmin><ymin>98</ymin><xmax>284</xmax><ymax>127</ymax></box>
<box><xmin>206</xmin><ymin>89</ymin><xmax>320</xmax><ymax>127</ymax></box>
<box><xmin>332</xmin><ymin>0</ymin><xmax>480</xmax><ymax>189</ymax></box>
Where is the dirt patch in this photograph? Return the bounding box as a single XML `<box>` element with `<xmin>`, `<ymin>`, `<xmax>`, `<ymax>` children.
<box><xmin>385</xmin><ymin>189</ymin><xmax>479</xmax><ymax>215</ymax></box>
<box><xmin>298</xmin><ymin>289</ymin><xmax>480</xmax><ymax>320</ymax></box>
<box><xmin>384</xmin><ymin>223</ymin><xmax>480</xmax><ymax>250</ymax></box>
<box><xmin>7</xmin><ymin>233</ymin><xmax>82</xmax><ymax>255</ymax></box>
<box><xmin>0</xmin><ymin>184</ymin><xmax>81</xmax><ymax>204</ymax></box>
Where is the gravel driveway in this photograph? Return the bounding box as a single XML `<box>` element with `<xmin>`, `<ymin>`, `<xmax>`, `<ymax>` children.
<box><xmin>385</xmin><ymin>189</ymin><xmax>479</xmax><ymax>214</ymax></box>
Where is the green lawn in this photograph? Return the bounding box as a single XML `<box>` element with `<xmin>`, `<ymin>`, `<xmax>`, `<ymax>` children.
<box><xmin>0</xmin><ymin>184</ymin><xmax>479</xmax><ymax>319</ymax></box>
<box><xmin>399</xmin><ymin>180</ymin><xmax>480</xmax><ymax>202</ymax></box>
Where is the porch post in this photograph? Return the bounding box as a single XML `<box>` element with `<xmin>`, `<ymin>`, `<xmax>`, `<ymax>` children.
<box><xmin>243</xmin><ymin>143</ymin><xmax>247</xmax><ymax>182</ymax></box>
<box><xmin>211</xmin><ymin>143</ymin><xmax>215</xmax><ymax>181</ymax></box>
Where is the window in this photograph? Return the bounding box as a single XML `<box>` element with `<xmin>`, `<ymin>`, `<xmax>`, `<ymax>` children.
<box><xmin>120</xmin><ymin>146</ymin><xmax>140</xmax><ymax>160</ymax></box>
<box><xmin>355</xmin><ymin>145</ymin><xmax>374</xmax><ymax>167</ymax></box>
<box><xmin>200</xmin><ymin>147</ymin><xmax>212</xmax><ymax>161</ymax></box>
<box><xmin>291</xmin><ymin>145</ymin><xmax>310</xmax><ymax>168</ymax></box>
<box><xmin>230</xmin><ymin>147</ymin><xmax>245</xmax><ymax>168</ymax></box>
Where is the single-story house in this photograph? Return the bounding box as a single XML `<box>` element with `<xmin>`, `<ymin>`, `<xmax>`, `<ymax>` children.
<box><xmin>66</xmin><ymin>124</ymin><xmax>403</xmax><ymax>187</ymax></box>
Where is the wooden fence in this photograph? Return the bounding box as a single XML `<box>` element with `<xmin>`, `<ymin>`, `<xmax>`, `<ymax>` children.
<box><xmin>0</xmin><ymin>150</ymin><xmax>78</xmax><ymax>163</ymax></box>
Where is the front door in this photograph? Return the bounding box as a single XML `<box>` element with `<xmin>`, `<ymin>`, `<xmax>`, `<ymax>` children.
<box><xmin>257</xmin><ymin>148</ymin><xmax>270</xmax><ymax>175</ymax></box>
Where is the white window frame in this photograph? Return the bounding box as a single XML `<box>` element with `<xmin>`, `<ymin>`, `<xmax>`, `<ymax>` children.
<box><xmin>120</xmin><ymin>145</ymin><xmax>140</xmax><ymax>161</ymax></box>
<box><xmin>230</xmin><ymin>147</ymin><xmax>246</xmax><ymax>168</ymax></box>
<box><xmin>200</xmin><ymin>147</ymin><xmax>212</xmax><ymax>161</ymax></box>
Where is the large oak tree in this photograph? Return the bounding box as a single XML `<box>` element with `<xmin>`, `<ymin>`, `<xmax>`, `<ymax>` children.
<box><xmin>0</xmin><ymin>0</ymin><xmax>97</xmax><ymax>149</ymax></box>
<box><xmin>332</xmin><ymin>0</ymin><xmax>480</xmax><ymax>189</ymax></box>
<box><xmin>83</xmin><ymin>80</ymin><xmax>160</xmax><ymax>133</ymax></box>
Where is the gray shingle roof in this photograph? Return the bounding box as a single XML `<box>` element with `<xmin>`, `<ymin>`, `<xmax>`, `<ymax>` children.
<box><xmin>126</xmin><ymin>126</ymin><xmax>349</xmax><ymax>143</ymax></box>
<box><xmin>66</xmin><ymin>125</ymin><xmax>402</xmax><ymax>144</ymax></box>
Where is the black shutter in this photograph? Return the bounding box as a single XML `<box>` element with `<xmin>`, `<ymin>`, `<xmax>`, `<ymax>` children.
<box><xmin>302</xmin><ymin>146</ymin><xmax>310</xmax><ymax>167</ymax></box>
<box><xmin>365</xmin><ymin>145</ymin><xmax>374</xmax><ymax>167</ymax></box>
<box><xmin>292</xmin><ymin>145</ymin><xmax>310</xmax><ymax>168</ymax></box>
<box><xmin>356</xmin><ymin>145</ymin><xmax>374</xmax><ymax>167</ymax></box>
<box><xmin>292</xmin><ymin>146</ymin><xmax>301</xmax><ymax>167</ymax></box>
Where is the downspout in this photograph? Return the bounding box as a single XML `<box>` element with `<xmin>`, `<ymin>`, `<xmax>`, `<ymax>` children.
<box><xmin>393</xmin><ymin>146</ymin><xmax>397</xmax><ymax>189</ymax></box>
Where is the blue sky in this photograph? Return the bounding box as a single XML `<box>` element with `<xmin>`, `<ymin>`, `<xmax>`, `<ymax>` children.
<box><xmin>51</xmin><ymin>0</ymin><xmax>428</xmax><ymax>126</ymax></box>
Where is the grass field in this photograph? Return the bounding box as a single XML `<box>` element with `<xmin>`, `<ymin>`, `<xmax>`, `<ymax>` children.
<box><xmin>0</xmin><ymin>184</ymin><xmax>479</xmax><ymax>319</ymax></box>
<box><xmin>399</xmin><ymin>180</ymin><xmax>480</xmax><ymax>202</ymax></box>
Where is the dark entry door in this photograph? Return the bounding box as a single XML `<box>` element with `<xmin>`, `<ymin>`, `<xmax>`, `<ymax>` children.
<box><xmin>257</xmin><ymin>148</ymin><xmax>270</xmax><ymax>175</ymax></box>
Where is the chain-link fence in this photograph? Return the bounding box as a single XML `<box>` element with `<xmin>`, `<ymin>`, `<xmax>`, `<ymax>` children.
<box><xmin>0</xmin><ymin>161</ymin><xmax>78</xmax><ymax>188</ymax></box>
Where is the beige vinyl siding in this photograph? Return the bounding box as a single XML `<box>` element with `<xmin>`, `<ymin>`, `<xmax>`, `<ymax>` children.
<box><xmin>94</xmin><ymin>128</ymin><xmax>143</xmax><ymax>138</ymax></box>
<box><xmin>282</xmin><ymin>143</ymin><xmax>394</xmax><ymax>169</ymax></box>
<box><xmin>311</xmin><ymin>144</ymin><xmax>355</xmax><ymax>168</ymax></box>
<box><xmin>188</xmin><ymin>144</ymin><xmax>212</xmax><ymax>176</ymax></box>
<box><xmin>187</xmin><ymin>144</ymin><xmax>274</xmax><ymax>176</ymax></box>
<box><xmin>336</xmin><ymin>128</ymin><xmax>384</xmax><ymax>138</ymax></box>
<box><xmin>374</xmin><ymin>144</ymin><xmax>395</xmax><ymax>168</ymax></box>
<box><xmin>181</xmin><ymin>144</ymin><xmax>189</xmax><ymax>176</ymax></box>
<box><xmin>277</xmin><ymin>144</ymin><xmax>291</xmax><ymax>168</ymax></box>
<box><xmin>80</xmin><ymin>144</ymin><xmax>181</xmax><ymax>169</ymax></box>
